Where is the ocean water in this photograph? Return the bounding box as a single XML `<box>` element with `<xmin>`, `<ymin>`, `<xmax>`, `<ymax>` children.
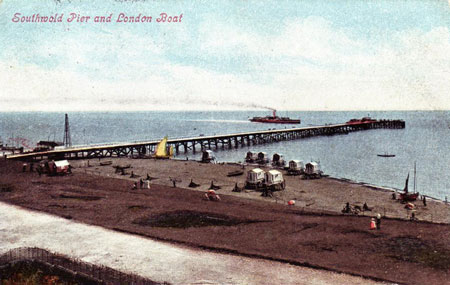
<box><xmin>1</xmin><ymin>111</ymin><xmax>449</xmax><ymax>200</ymax></box>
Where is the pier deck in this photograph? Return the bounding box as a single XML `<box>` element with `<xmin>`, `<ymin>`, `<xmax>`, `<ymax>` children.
<box><xmin>6</xmin><ymin>120</ymin><xmax>405</xmax><ymax>161</ymax></box>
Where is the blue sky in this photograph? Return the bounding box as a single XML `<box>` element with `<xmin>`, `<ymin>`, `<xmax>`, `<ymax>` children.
<box><xmin>1</xmin><ymin>0</ymin><xmax>449</xmax><ymax>111</ymax></box>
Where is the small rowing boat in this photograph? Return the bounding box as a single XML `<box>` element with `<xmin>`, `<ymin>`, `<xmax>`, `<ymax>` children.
<box><xmin>227</xmin><ymin>170</ymin><xmax>244</xmax><ymax>177</ymax></box>
<box><xmin>377</xmin><ymin>153</ymin><xmax>395</xmax><ymax>157</ymax></box>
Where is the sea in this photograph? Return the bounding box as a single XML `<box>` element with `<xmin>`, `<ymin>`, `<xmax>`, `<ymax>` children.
<box><xmin>1</xmin><ymin>111</ymin><xmax>449</xmax><ymax>200</ymax></box>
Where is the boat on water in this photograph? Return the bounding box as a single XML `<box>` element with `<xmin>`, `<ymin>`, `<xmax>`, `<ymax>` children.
<box><xmin>377</xmin><ymin>153</ymin><xmax>395</xmax><ymax>157</ymax></box>
<box><xmin>399</xmin><ymin>162</ymin><xmax>419</xmax><ymax>201</ymax></box>
<box><xmin>249</xmin><ymin>110</ymin><xmax>300</xmax><ymax>124</ymax></box>
<box><xmin>346</xmin><ymin>117</ymin><xmax>377</xmax><ymax>125</ymax></box>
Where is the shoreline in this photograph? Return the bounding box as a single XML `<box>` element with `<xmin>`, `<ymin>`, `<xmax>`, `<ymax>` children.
<box><xmin>149</xmin><ymin>157</ymin><xmax>450</xmax><ymax>209</ymax></box>
<box><xmin>180</xmin><ymin>157</ymin><xmax>449</xmax><ymax>203</ymax></box>
<box><xmin>70</xmin><ymin>157</ymin><xmax>450</xmax><ymax>224</ymax></box>
<box><xmin>327</xmin><ymin>176</ymin><xmax>447</xmax><ymax>203</ymax></box>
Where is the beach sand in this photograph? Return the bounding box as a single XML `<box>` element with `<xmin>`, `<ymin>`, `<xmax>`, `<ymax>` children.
<box><xmin>1</xmin><ymin>158</ymin><xmax>449</xmax><ymax>284</ymax></box>
<box><xmin>72</xmin><ymin>157</ymin><xmax>450</xmax><ymax>224</ymax></box>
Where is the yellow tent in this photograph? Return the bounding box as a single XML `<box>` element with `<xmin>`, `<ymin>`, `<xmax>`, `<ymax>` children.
<box><xmin>154</xmin><ymin>136</ymin><xmax>173</xmax><ymax>159</ymax></box>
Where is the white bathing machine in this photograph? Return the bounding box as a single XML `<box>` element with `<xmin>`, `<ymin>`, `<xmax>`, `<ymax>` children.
<box><xmin>305</xmin><ymin>162</ymin><xmax>322</xmax><ymax>178</ymax></box>
<box><xmin>265</xmin><ymin>169</ymin><xmax>285</xmax><ymax>190</ymax></box>
<box><xmin>245</xmin><ymin>151</ymin><xmax>258</xmax><ymax>163</ymax></box>
<box><xmin>201</xmin><ymin>150</ymin><xmax>215</xmax><ymax>163</ymax></box>
<box><xmin>257</xmin><ymin>152</ymin><xmax>270</xmax><ymax>164</ymax></box>
<box><xmin>41</xmin><ymin>160</ymin><xmax>71</xmax><ymax>175</ymax></box>
<box><xmin>288</xmin><ymin>160</ymin><xmax>304</xmax><ymax>175</ymax></box>
<box><xmin>272</xmin><ymin>153</ymin><xmax>286</xmax><ymax>167</ymax></box>
<box><xmin>245</xmin><ymin>168</ymin><xmax>265</xmax><ymax>188</ymax></box>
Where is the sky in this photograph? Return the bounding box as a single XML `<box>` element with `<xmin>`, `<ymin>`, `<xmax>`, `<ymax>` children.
<box><xmin>0</xmin><ymin>0</ymin><xmax>449</xmax><ymax>111</ymax></box>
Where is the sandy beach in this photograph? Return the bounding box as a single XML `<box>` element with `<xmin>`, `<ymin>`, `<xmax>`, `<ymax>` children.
<box><xmin>1</xmin><ymin>158</ymin><xmax>450</xmax><ymax>284</ymax></box>
<box><xmin>72</xmin><ymin>157</ymin><xmax>450</xmax><ymax>224</ymax></box>
<box><xmin>0</xmin><ymin>202</ymin><xmax>385</xmax><ymax>285</ymax></box>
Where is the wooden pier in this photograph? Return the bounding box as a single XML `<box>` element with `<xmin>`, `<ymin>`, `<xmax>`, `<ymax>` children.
<box><xmin>7</xmin><ymin>120</ymin><xmax>405</xmax><ymax>161</ymax></box>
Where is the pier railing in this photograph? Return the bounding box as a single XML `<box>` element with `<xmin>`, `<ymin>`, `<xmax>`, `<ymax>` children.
<box><xmin>6</xmin><ymin>119</ymin><xmax>405</xmax><ymax>161</ymax></box>
<box><xmin>0</xmin><ymin>247</ymin><xmax>160</xmax><ymax>284</ymax></box>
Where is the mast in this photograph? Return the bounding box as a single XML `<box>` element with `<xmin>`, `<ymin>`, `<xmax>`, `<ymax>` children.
<box><xmin>414</xmin><ymin>161</ymin><xmax>416</xmax><ymax>194</ymax></box>
<box><xmin>403</xmin><ymin>172</ymin><xmax>409</xmax><ymax>193</ymax></box>
<box><xmin>63</xmin><ymin>113</ymin><xmax>72</xmax><ymax>147</ymax></box>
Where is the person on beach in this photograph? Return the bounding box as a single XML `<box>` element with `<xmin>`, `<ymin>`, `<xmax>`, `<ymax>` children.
<box><xmin>370</xmin><ymin>218</ymin><xmax>376</xmax><ymax>230</ymax></box>
<box><xmin>423</xmin><ymin>196</ymin><xmax>427</xmax><ymax>206</ymax></box>
<box><xmin>376</xmin><ymin>213</ymin><xmax>381</xmax><ymax>230</ymax></box>
<box><xmin>146</xmin><ymin>180</ymin><xmax>150</xmax><ymax>189</ymax></box>
<box><xmin>22</xmin><ymin>163</ymin><xmax>27</xmax><ymax>172</ymax></box>
<box><xmin>146</xmin><ymin>173</ymin><xmax>150</xmax><ymax>180</ymax></box>
<box><xmin>411</xmin><ymin>211</ymin><xmax>416</xmax><ymax>221</ymax></box>
<box><xmin>392</xmin><ymin>192</ymin><xmax>396</xmax><ymax>200</ymax></box>
<box><xmin>363</xmin><ymin>202</ymin><xmax>370</xmax><ymax>211</ymax></box>
<box><xmin>132</xmin><ymin>182</ymin><xmax>137</xmax><ymax>190</ymax></box>
<box><xmin>139</xmin><ymin>178</ymin><xmax>144</xmax><ymax>189</ymax></box>
<box><xmin>344</xmin><ymin>202</ymin><xmax>350</xmax><ymax>213</ymax></box>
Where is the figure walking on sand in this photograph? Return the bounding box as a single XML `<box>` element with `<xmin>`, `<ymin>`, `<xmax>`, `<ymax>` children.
<box><xmin>376</xmin><ymin>213</ymin><xmax>381</xmax><ymax>230</ymax></box>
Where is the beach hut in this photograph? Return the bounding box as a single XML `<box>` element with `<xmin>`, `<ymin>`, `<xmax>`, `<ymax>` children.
<box><xmin>245</xmin><ymin>168</ymin><xmax>265</xmax><ymax>189</ymax></box>
<box><xmin>48</xmin><ymin>160</ymin><xmax>71</xmax><ymax>175</ymax></box>
<box><xmin>201</xmin><ymin>150</ymin><xmax>215</xmax><ymax>163</ymax></box>
<box><xmin>265</xmin><ymin>169</ymin><xmax>285</xmax><ymax>190</ymax></box>
<box><xmin>257</xmin><ymin>152</ymin><xmax>269</xmax><ymax>164</ymax></box>
<box><xmin>245</xmin><ymin>151</ymin><xmax>258</xmax><ymax>163</ymax></box>
<box><xmin>272</xmin><ymin>153</ymin><xmax>286</xmax><ymax>167</ymax></box>
<box><xmin>288</xmin><ymin>160</ymin><xmax>304</xmax><ymax>175</ymax></box>
<box><xmin>305</xmin><ymin>162</ymin><xmax>322</xmax><ymax>178</ymax></box>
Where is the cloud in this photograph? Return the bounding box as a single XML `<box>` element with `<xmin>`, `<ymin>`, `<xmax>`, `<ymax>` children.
<box><xmin>1</xmin><ymin>16</ymin><xmax>449</xmax><ymax>111</ymax></box>
<box><xmin>33</xmin><ymin>28</ymin><xmax>164</xmax><ymax>81</ymax></box>
<box><xmin>198</xmin><ymin>17</ymin><xmax>450</xmax><ymax>111</ymax></box>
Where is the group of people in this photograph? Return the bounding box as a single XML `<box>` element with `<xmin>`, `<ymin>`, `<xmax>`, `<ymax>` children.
<box><xmin>370</xmin><ymin>213</ymin><xmax>382</xmax><ymax>230</ymax></box>
<box><xmin>22</xmin><ymin>162</ymin><xmax>33</xmax><ymax>172</ymax></box>
<box><xmin>342</xmin><ymin>202</ymin><xmax>371</xmax><ymax>214</ymax></box>
<box><xmin>132</xmin><ymin>177</ymin><xmax>151</xmax><ymax>190</ymax></box>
